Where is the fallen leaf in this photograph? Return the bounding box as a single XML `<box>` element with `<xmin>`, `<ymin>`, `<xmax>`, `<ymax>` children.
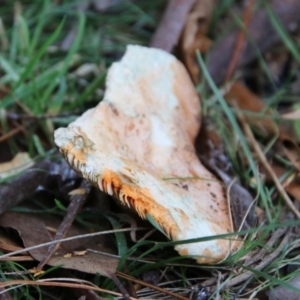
<box><xmin>0</xmin><ymin>160</ymin><xmax>54</xmax><ymax>215</ymax></box>
<box><xmin>226</xmin><ymin>81</ymin><xmax>300</xmax><ymax>174</ymax></box>
<box><xmin>268</xmin><ymin>164</ymin><xmax>300</xmax><ymax>203</ymax></box>
<box><xmin>285</xmin><ymin>177</ymin><xmax>300</xmax><ymax>203</ymax></box>
<box><xmin>0</xmin><ymin>228</ymin><xmax>24</xmax><ymax>253</ymax></box>
<box><xmin>280</xmin><ymin>136</ymin><xmax>300</xmax><ymax>173</ymax></box>
<box><xmin>0</xmin><ymin>212</ymin><xmax>119</xmax><ymax>277</ymax></box>
<box><xmin>267</xmin><ymin>273</ymin><xmax>300</xmax><ymax>300</ymax></box>
<box><xmin>0</xmin><ymin>159</ymin><xmax>78</xmax><ymax>215</ymax></box>
<box><xmin>225</xmin><ymin>81</ymin><xmax>279</xmax><ymax>136</ymax></box>
<box><xmin>179</xmin><ymin>0</ymin><xmax>215</xmax><ymax>82</ymax></box>
<box><xmin>0</xmin><ymin>152</ymin><xmax>33</xmax><ymax>179</ymax></box>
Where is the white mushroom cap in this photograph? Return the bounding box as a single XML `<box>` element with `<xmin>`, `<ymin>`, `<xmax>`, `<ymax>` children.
<box><xmin>54</xmin><ymin>45</ymin><xmax>240</xmax><ymax>263</ymax></box>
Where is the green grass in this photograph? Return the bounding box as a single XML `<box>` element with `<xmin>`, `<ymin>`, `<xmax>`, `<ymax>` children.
<box><xmin>1</xmin><ymin>0</ymin><xmax>300</xmax><ymax>299</ymax></box>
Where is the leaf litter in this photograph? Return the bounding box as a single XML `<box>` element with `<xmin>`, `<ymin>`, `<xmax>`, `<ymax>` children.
<box><xmin>0</xmin><ymin>212</ymin><xmax>119</xmax><ymax>277</ymax></box>
<box><xmin>1</xmin><ymin>0</ymin><xmax>300</xmax><ymax>299</ymax></box>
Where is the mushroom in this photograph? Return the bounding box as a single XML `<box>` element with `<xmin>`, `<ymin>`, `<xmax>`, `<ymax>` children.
<box><xmin>54</xmin><ymin>45</ymin><xmax>240</xmax><ymax>264</ymax></box>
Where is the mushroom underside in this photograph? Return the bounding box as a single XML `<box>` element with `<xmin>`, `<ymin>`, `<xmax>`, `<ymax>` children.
<box><xmin>54</xmin><ymin>45</ymin><xmax>240</xmax><ymax>264</ymax></box>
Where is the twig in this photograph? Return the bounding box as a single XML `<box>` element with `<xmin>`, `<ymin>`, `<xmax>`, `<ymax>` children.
<box><xmin>244</xmin><ymin>227</ymin><xmax>288</xmax><ymax>267</ymax></box>
<box><xmin>110</xmin><ymin>273</ymin><xmax>131</xmax><ymax>300</ymax></box>
<box><xmin>224</xmin><ymin>228</ymin><xmax>292</xmax><ymax>288</ymax></box>
<box><xmin>0</xmin><ymin>127</ymin><xmax>23</xmax><ymax>143</ymax></box>
<box><xmin>37</xmin><ymin>180</ymin><xmax>91</xmax><ymax>269</ymax></box>
<box><xmin>0</xmin><ymin>278</ymin><xmax>138</xmax><ymax>299</ymax></box>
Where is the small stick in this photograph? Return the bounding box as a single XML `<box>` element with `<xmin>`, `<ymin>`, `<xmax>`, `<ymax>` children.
<box><xmin>0</xmin><ymin>278</ymin><xmax>137</xmax><ymax>299</ymax></box>
<box><xmin>224</xmin><ymin>228</ymin><xmax>292</xmax><ymax>288</ymax></box>
<box><xmin>37</xmin><ymin>180</ymin><xmax>91</xmax><ymax>269</ymax></box>
<box><xmin>0</xmin><ymin>127</ymin><xmax>23</xmax><ymax>143</ymax></box>
<box><xmin>244</xmin><ymin>227</ymin><xmax>288</xmax><ymax>267</ymax></box>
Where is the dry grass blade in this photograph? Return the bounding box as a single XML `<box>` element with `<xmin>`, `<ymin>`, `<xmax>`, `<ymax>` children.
<box><xmin>238</xmin><ymin>112</ymin><xmax>300</xmax><ymax>218</ymax></box>
<box><xmin>224</xmin><ymin>228</ymin><xmax>292</xmax><ymax>288</ymax></box>
<box><xmin>0</xmin><ymin>256</ymin><xmax>34</xmax><ymax>262</ymax></box>
<box><xmin>243</xmin><ymin>227</ymin><xmax>288</xmax><ymax>267</ymax></box>
<box><xmin>0</xmin><ymin>278</ymin><xmax>138</xmax><ymax>299</ymax></box>
<box><xmin>0</xmin><ymin>227</ymin><xmax>144</xmax><ymax>260</ymax></box>
<box><xmin>0</xmin><ymin>287</ymin><xmax>12</xmax><ymax>300</ymax></box>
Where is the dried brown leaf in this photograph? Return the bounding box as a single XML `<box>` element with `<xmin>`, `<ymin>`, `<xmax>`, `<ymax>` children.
<box><xmin>0</xmin><ymin>228</ymin><xmax>24</xmax><ymax>253</ymax></box>
<box><xmin>0</xmin><ymin>160</ymin><xmax>53</xmax><ymax>215</ymax></box>
<box><xmin>225</xmin><ymin>81</ymin><xmax>279</xmax><ymax>136</ymax></box>
<box><xmin>179</xmin><ymin>0</ymin><xmax>216</xmax><ymax>82</ymax></box>
<box><xmin>0</xmin><ymin>152</ymin><xmax>33</xmax><ymax>179</ymax></box>
<box><xmin>280</xmin><ymin>136</ymin><xmax>300</xmax><ymax>173</ymax></box>
<box><xmin>226</xmin><ymin>81</ymin><xmax>300</xmax><ymax>173</ymax></box>
<box><xmin>285</xmin><ymin>177</ymin><xmax>300</xmax><ymax>203</ymax></box>
<box><xmin>0</xmin><ymin>159</ymin><xmax>78</xmax><ymax>215</ymax></box>
<box><xmin>0</xmin><ymin>212</ymin><xmax>118</xmax><ymax>278</ymax></box>
<box><xmin>270</xmin><ymin>164</ymin><xmax>300</xmax><ymax>202</ymax></box>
